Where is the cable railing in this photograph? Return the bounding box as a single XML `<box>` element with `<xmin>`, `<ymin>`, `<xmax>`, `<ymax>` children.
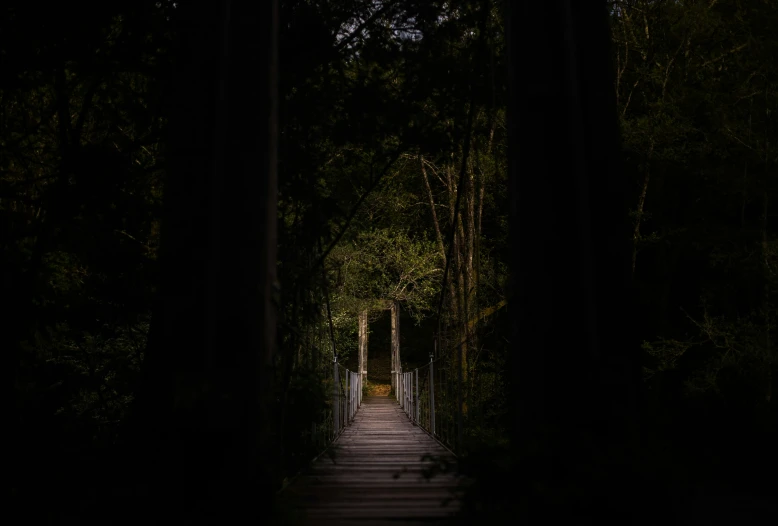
<box><xmin>332</xmin><ymin>356</ymin><xmax>363</xmax><ymax>439</ymax></box>
<box><xmin>311</xmin><ymin>343</ymin><xmax>496</xmax><ymax>463</ymax></box>
<box><xmin>312</xmin><ymin>333</ymin><xmax>489</xmax><ymax>457</ymax></box>
<box><xmin>306</xmin><ymin>354</ymin><xmax>363</xmax><ymax>461</ymax></box>
<box><xmin>395</xmin><ymin>352</ymin><xmax>460</xmax><ymax>454</ymax></box>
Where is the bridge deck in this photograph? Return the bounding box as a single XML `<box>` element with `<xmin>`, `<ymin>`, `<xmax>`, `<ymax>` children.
<box><xmin>274</xmin><ymin>396</ymin><xmax>463</xmax><ymax>525</ymax></box>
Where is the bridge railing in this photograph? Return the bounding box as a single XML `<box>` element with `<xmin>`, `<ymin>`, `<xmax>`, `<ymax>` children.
<box><xmin>397</xmin><ymin>353</ymin><xmax>459</xmax><ymax>453</ymax></box>
<box><xmin>308</xmin><ymin>355</ymin><xmax>363</xmax><ymax>457</ymax></box>
<box><xmin>332</xmin><ymin>357</ymin><xmax>362</xmax><ymax>439</ymax></box>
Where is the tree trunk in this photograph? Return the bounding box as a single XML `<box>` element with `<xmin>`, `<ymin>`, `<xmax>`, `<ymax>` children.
<box><xmin>632</xmin><ymin>140</ymin><xmax>653</xmax><ymax>277</ymax></box>
<box><xmin>445</xmin><ymin>160</ymin><xmax>461</xmax><ymax>322</ymax></box>
<box><xmin>508</xmin><ymin>0</ymin><xmax>639</xmax><ymax>521</ymax></box>
<box><xmin>421</xmin><ymin>155</ymin><xmax>458</xmax><ymax>311</ymax></box>
<box><xmin>128</xmin><ymin>0</ymin><xmax>278</xmax><ymax>520</ymax></box>
<box><xmin>763</xmin><ymin>191</ymin><xmax>772</xmax><ymax>402</ymax></box>
<box><xmin>421</xmin><ymin>155</ymin><xmax>446</xmax><ymax>258</ymax></box>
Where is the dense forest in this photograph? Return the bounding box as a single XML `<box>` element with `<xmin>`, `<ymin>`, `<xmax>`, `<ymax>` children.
<box><xmin>4</xmin><ymin>0</ymin><xmax>776</xmax><ymax>523</ymax></box>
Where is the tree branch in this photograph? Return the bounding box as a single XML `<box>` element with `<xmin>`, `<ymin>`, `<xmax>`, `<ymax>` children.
<box><xmin>310</xmin><ymin>146</ymin><xmax>405</xmax><ymax>274</ymax></box>
<box><xmin>335</xmin><ymin>1</ymin><xmax>399</xmax><ymax>54</ymax></box>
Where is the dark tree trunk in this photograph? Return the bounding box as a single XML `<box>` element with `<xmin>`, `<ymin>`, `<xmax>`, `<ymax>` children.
<box><xmin>507</xmin><ymin>1</ymin><xmax>640</xmax><ymax>521</ymax></box>
<box><xmin>127</xmin><ymin>0</ymin><xmax>278</xmax><ymax>520</ymax></box>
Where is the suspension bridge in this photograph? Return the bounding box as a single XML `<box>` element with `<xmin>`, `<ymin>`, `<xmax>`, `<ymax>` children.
<box><xmin>273</xmin><ymin>349</ymin><xmax>470</xmax><ymax>525</ymax></box>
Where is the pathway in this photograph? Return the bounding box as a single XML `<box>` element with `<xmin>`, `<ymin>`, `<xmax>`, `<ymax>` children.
<box><xmin>274</xmin><ymin>396</ymin><xmax>463</xmax><ymax>525</ymax></box>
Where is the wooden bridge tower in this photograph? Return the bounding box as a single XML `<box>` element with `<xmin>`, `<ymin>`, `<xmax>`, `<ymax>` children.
<box><xmin>356</xmin><ymin>301</ymin><xmax>401</xmax><ymax>390</ymax></box>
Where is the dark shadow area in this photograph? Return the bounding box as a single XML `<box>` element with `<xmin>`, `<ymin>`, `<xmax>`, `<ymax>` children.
<box><xmin>6</xmin><ymin>1</ymin><xmax>778</xmax><ymax>524</ymax></box>
<box><xmin>400</xmin><ymin>306</ymin><xmax>438</xmax><ymax>370</ymax></box>
<box><xmin>368</xmin><ymin>310</ymin><xmax>392</xmax><ymax>385</ymax></box>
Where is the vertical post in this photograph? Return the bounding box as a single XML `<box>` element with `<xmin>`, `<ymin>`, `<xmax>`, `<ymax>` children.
<box><xmin>408</xmin><ymin>371</ymin><xmax>411</xmax><ymax>420</ymax></box>
<box><xmin>400</xmin><ymin>373</ymin><xmax>403</xmax><ymax>409</ymax></box>
<box><xmin>399</xmin><ymin>372</ymin><xmax>402</xmax><ymax>408</ymax></box>
<box><xmin>429</xmin><ymin>353</ymin><xmax>435</xmax><ymax>435</ymax></box>
<box><xmin>405</xmin><ymin>374</ymin><xmax>408</xmax><ymax>414</ymax></box>
<box><xmin>404</xmin><ymin>374</ymin><xmax>407</xmax><ymax>411</ymax></box>
<box><xmin>333</xmin><ymin>354</ymin><xmax>339</xmax><ymax>438</ymax></box>
<box><xmin>408</xmin><ymin>374</ymin><xmax>412</xmax><ymax>419</ymax></box>
<box><xmin>399</xmin><ymin>369</ymin><xmax>404</xmax><ymax>407</ymax></box>
<box><xmin>340</xmin><ymin>381</ymin><xmax>343</xmax><ymax>431</ymax></box>
<box><xmin>347</xmin><ymin>369</ymin><xmax>351</xmax><ymax>424</ymax></box>
<box><xmin>358</xmin><ymin>310</ymin><xmax>368</xmax><ymax>385</ymax></box>
<box><xmin>407</xmin><ymin>374</ymin><xmax>411</xmax><ymax>417</ymax></box>
<box><xmin>391</xmin><ymin>307</ymin><xmax>396</xmax><ymax>393</ymax></box>
<box><xmin>415</xmin><ymin>369</ymin><xmax>419</xmax><ymax>423</ymax></box>
<box><xmin>390</xmin><ymin>301</ymin><xmax>400</xmax><ymax>392</ymax></box>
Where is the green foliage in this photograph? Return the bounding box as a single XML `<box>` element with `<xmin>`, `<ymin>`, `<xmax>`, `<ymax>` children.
<box><xmin>641</xmin><ymin>338</ymin><xmax>695</xmax><ymax>378</ymax></box>
<box><xmin>330</xmin><ymin>226</ymin><xmax>442</xmax><ymax>321</ymax></box>
<box><xmin>614</xmin><ymin>0</ymin><xmax>778</xmax><ymax>407</ymax></box>
<box><xmin>4</xmin><ymin>5</ymin><xmax>171</xmax><ymax>517</ymax></box>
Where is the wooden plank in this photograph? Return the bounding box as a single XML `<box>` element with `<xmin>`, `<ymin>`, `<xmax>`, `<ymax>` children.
<box><xmin>274</xmin><ymin>396</ymin><xmax>463</xmax><ymax>524</ymax></box>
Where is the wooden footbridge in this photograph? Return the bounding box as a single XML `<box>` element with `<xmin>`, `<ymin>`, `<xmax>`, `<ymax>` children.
<box><xmin>273</xmin><ymin>341</ymin><xmax>467</xmax><ymax>525</ymax></box>
<box><xmin>274</xmin><ymin>396</ymin><xmax>463</xmax><ymax>525</ymax></box>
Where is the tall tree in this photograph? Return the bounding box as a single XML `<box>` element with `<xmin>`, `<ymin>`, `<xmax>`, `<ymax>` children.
<box><xmin>508</xmin><ymin>0</ymin><xmax>639</xmax><ymax>520</ymax></box>
<box><xmin>128</xmin><ymin>0</ymin><xmax>279</xmax><ymax>520</ymax></box>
